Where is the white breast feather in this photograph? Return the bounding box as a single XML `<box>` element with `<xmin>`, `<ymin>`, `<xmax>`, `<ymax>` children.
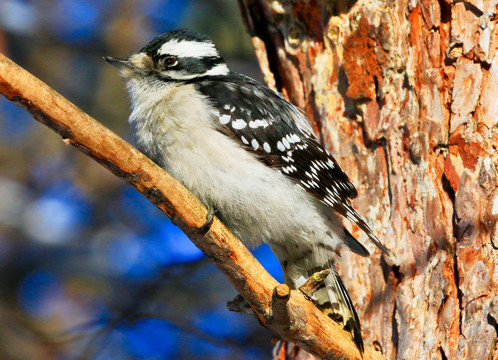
<box><xmin>125</xmin><ymin>79</ymin><xmax>343</xmax><ymax>251</ymax></box>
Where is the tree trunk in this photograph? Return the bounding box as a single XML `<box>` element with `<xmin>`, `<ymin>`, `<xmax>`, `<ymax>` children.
<box><xmin>238</xmin><ymin>1</ymin><xmax>498</xmax><ymax>359</ymax></box>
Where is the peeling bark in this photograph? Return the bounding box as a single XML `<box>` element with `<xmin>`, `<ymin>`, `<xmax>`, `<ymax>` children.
<box><xmin>238</xmin><ymin>0</ymin><xmax>498</xmax><ymax>359</ymax></box>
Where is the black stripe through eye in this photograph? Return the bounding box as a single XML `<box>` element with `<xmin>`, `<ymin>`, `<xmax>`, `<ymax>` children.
<box><xmin>177</xmin><ymin>56</ymin><xmax>223</xmax><ymax>74</ymax></box>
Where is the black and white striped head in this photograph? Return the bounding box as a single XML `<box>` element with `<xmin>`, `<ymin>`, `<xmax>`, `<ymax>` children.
<box><xmin>105</xmin><ymin>29</ymin><xmax>229</xmax><ymax>81</ymax></box>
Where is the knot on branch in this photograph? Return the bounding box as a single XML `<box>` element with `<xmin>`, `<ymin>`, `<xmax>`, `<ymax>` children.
<box><xmin>271</xmin><ymin>284</ymin><xmax>295</xmax><ymax>329</ymax></box>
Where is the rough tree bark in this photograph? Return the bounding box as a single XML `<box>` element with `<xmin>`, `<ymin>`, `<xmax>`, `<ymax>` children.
<box><xmin>238</xmin><ymin>0</ymin><xmax>498</xmax><ymax>359</ymax></box>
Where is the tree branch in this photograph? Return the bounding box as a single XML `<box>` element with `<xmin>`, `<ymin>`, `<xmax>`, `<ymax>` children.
<box><xmin>0</xmin><ymin>53</ymin><xmax>385</xmax><ymax>360</ymax></box>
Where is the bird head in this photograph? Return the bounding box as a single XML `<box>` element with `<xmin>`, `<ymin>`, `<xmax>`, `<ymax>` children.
<box><xmin>105</xmin><ymin>29</ymin><xmax>229</xmax><ymax>82</ymax></box>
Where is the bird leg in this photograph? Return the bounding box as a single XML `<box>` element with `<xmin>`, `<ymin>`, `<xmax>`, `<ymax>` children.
<box><xmin>299</xmin><ymin>269</ymin><xmax>330</xmax><ymax>299</ymax></box>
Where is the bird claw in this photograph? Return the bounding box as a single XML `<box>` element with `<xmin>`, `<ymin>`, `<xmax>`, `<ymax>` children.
<box><xmin>227</xmin><ymin>294</ymin><xmax>253</xmax><ymax>314</ymax></box>
<box><xmin>194</xmin><ymin>206</ymin><xmax>216</xmax><ymax>234</ymax></box>
<box><xmin>299</xmin><ymin>269</ymin><xmax>330</xmax><ymax>299</ymax></box>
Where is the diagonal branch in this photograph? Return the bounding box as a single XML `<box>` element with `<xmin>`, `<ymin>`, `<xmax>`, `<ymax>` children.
<box><xmin>0</xmin><ymin>53</ymin><xmax>385</xmax><ymax>360</ymax></box>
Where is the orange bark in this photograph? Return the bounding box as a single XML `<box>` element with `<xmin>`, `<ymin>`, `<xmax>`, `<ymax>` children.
<box><xmin>239</xmin><ymin>0</ymin><xmax>498</xmax><ymax>359</ymax></box>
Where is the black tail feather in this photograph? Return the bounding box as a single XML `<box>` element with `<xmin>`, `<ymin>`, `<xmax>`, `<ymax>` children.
<box><xmin>343</xmin><ymin>228</ymin><xmax>370</xmax><ymax>257</ymax></box>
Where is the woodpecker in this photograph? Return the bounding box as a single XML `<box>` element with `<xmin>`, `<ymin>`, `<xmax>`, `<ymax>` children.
<box><xmin>105</xmin><ymin>29</ymin><xmax>388</xmax><ymax>353</ymax></box>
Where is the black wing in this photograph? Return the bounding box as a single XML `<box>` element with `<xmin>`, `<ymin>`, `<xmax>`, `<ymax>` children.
<box><xmin>196</xmin><ymin>73</ymin><xmax>388</xmax><ymax>254</ymax></box>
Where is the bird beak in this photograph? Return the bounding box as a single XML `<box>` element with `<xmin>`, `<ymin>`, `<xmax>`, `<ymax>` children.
<box><xmin>103</xmin><ymin>56</ymin><xmax>135</xmax><ymax>70</ymax></box>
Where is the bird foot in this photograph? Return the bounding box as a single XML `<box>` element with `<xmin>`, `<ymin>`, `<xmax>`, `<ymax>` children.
<box><xmin>299</xmin><ymin>269</ymin><xmax>330</xmax><ymax>299</ymax></box>
<box><xmin>194</xmin><ymin>206</ymin><xmax>217</xmax><ymax>234</ymax></box>
<box><xmin>227</xmin><ymin>294</ymin><xmax>253</xmax><ymax>314</ymax></box>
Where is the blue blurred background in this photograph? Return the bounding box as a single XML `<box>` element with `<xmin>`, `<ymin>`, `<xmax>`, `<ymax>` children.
<box><xmin>0</xmin><ymin>1</ymin><xmax>284</xmax><ymax>359</ymax></box>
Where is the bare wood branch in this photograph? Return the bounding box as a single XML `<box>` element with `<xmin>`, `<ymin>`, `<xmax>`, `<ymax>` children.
<box><xmin>0</xmin><ymin>53</ymin><xmax>385</xmax><ymax>360</ymax></box>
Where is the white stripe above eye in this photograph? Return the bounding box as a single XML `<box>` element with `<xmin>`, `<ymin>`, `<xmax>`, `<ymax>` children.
<box><xmin>159</xmin><ymin>39</ymin><xmax>219</xmax><ymax>58</ymax></box>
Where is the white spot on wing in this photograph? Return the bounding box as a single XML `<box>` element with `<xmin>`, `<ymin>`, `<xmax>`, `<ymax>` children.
<box><xmin>309</xmin><ymin>180</ymin><xmax>319</xmax><ymax>188</ymax></box>
<box><xmin>249</xmin><ymin>119</ymin><xmax>269</xmax><ymax>128</ymax></box>
<box><xmin>277</xmin><ymin>141</ymin><xmax>285</xmax><ymax>152</ymax></box>
<box><xmin>220</xmin><ymin>114</ymin><xmax>230</xmax><ymax>125</ymax></box>
<box><xmin>241</xmin><ymin>136</ymin><xmax>249</xmax><ymax>145</ymax></box>
<box><xmin>231</xmin><ymin>119</ymin><xmax>247</xmax><ymax>130</ymax></box>
<box><xmin>323</xmin><ymin>197</ymin><xmax>335</xmax><ymax>207</ymax></box>
<box><xmin>251</xmin><ymin>139</ymin><xmax>259</xmax><ymax>150</ymax></box>
<box><xmin>302</xmin><ymin>181</ymin><xmax>311</xmax><ymax>189</ymax></box>
<box><xmin>263</xmin><ymin>142</ymin><xmax>271</xmax><ymax>153</ymax></box>
<box><xmin>291</xmin><ymin>134</ymin><xmax>300</xmax><ymax>143</ymax></box>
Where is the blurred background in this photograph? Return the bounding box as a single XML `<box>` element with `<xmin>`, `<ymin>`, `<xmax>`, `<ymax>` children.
<box><xmin>0</xmin><ymin>1</ymin><xmax>284</xmax><ymax>359</ymax></box>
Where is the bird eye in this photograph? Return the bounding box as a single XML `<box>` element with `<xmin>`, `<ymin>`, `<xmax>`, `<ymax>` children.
<box><xmin>158</xmin><ymin>55</ymin><xmax>178</xmax><ymax>69</ymax></box>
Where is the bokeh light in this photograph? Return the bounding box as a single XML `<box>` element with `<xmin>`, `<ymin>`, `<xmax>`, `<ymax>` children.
<box><xmin>23</xmin><ymin>179</ymin><xmax>92</xmax><ymax>244</ymax></box>
<box><xmin>121</xmin><ymin>318</ymin><xmax>179</xmax><ymax>359</ymax></box>
<box><xmin>0</xmin><ymin>1</ymin><xmax>270</xmax><ymax>359</ymax></box>
<box><xmin>0</xmin><ymin>97</ymin><xmax>33</xmax><ymax>141</ymax></box>
<box><xmin>47</xmin><ymin>0</ymin><xmax>105</xmax><ymax>44</ymax></box>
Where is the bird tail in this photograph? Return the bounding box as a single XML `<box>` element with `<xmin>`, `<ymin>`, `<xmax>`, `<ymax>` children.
<box><xmin>276</xmin><ymin>247</ymin><xmax>364</xmax><ymax>354</ymax></box>
<box><xmin>317</xmin><ymin>265</ymin><xmax>364</xmax><ymax>353</ymax></box>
